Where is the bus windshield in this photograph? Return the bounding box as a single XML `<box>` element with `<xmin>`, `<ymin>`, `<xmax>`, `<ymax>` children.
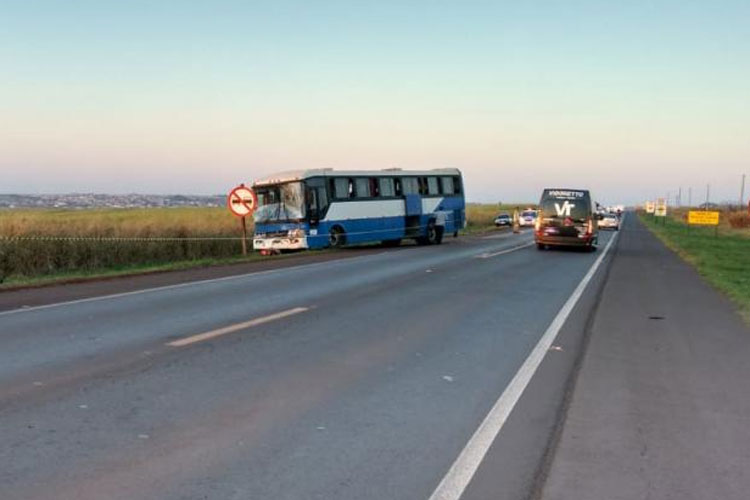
<box><xmin>253</xmin><ymin>182</ymin><xmax>306</xmax><ymax>223</ymax></box>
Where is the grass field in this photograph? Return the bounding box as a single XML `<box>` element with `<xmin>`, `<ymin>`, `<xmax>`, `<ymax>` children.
<box><xmin>640</xmin><ymin>210</ymin><xmax>750</xmax><ymax>320</ymax></box>
<box><xmin>0</xmin><ymin>204</ymin><xmax>527</xmax><ymax>286</ymax></box>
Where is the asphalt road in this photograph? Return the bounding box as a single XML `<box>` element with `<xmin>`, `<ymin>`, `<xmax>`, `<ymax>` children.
<box><xmin>0</xmin><ymin>228</ymin><xmax>618</xmax><ymax>500</ymax></box>
<box><xmin>540</xmin><ymin>214</ymin><xmax>750</xmax><ymax>500</ymax></box>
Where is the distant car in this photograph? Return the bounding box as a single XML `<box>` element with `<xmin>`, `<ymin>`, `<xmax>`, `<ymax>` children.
<box><xmin>494</xmin><ymin>213</ymin><xmax>512</xmax><ymax>227</ymax></box>
<box><xmin>598</xmin><ymin>213</ymin><xmax>620</xmax><ymax>230</ymax></box>
<box><xmin>518</xmin><ymin>209</ymin><xmax>537</xmax><ymax>227</ymax></box>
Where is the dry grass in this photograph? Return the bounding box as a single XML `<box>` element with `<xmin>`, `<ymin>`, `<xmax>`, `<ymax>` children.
<box><xmin>0</xmin><ymin>208</ymin><xmax>248</xmax><ymax>283</ymax></box>
<box><xmin>0</xmin><ymin>207</ymin><xmax>242</xmax><ymax>238</ymax></box>
<box><xmin>0</xmin><ymin>204</ymin><xmax>528</xmax><ymax>283</ymax></box>
<box><xmin>465</xmin><ymin>203</ymin><xmax>536</xmax><ymax>233</ymax></box>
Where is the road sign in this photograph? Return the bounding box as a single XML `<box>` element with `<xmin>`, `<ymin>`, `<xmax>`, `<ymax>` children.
<box><xmin>645</xmin><ymin>201</ymin><xmax>655</xmax><ymax>214</ymax></box>
<box><xmin>654</xmin><ymin>198</ymin><xmax>667</xmax><ymax>217</ymax></box>
<box><xmin>688</xmin><ymin>210</ymin><xmax>720</xmax><ymax>226</ymax></box>
<box><xmin>227</xmin><ymin>184</ymin><xmax>257</xmax><ymax>217</ymax></box>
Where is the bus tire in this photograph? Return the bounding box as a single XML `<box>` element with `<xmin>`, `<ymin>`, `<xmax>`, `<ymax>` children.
<box><xmin>421</xmin><ymin>221</ymin><xmax>439</xmax><ymax>245</ymax></box>
<box><xmin>329</xmin><ymin>226</ymin><xmax>347</xmax><ymax>248</ymax></box>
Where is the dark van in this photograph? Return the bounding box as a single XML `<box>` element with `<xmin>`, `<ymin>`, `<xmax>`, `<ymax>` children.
<box><xmin>535</xmin><ymin>188</ymin><xmax>599</xmax><ymax>251</ymax></box>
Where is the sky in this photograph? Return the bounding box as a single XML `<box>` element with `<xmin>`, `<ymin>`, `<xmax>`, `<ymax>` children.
<box><xmin>1</xmin><ymin>0</ymin><xmax>749</xmax><ymax>205</ymax></box>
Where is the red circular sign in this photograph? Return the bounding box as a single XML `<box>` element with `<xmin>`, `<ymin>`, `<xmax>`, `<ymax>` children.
<box><xmin>227</xmin><ymin>184</ymin><xmax>257</xmax><ymax>217</ymax></box>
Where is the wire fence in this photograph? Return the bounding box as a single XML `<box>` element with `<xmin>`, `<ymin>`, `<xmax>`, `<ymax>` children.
<box><xmin>0</xmin><ymin>236</ymin><xmax>246</xmax><ymax>283</ymax></box>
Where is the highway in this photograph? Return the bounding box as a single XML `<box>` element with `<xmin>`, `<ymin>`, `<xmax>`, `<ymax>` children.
<box><xmin>2</xmin><ymin>227</ymin><xmax>618</xmax><ymax>499</ymax></box>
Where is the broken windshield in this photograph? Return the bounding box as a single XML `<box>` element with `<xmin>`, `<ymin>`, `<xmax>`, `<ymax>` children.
<box><xmin>253</xmin><ymin>182</ymin><xmax>306</xmax><ymax>223</ymax></box>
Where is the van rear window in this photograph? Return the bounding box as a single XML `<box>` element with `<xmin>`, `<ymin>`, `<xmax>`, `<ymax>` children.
<box><xmin>540</xmin><ymin>189</ymin><xmax>591</xmax><ymax>220</ymax></box>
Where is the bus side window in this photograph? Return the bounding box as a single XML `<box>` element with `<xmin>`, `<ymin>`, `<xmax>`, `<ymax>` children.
<box><xmin>453</xmin><ymin>176</ymin><xmax>463</xmax><ymax>194</ymax></box>
<box><xmin>379</xmin><ymin>177</ymin><xmax>395</xmax><ymax>197</ymax></box>
<box><xmin>370</xmin><ymin>177</ymin><xmax>379</xmax><ymax>197</ymax></box>
<box><xmin>441</xmin><ymin>176</ymin><xmax>455</xmax><ymax>195</ymax></box>
<box><xmin>427</xmin><ymin>177</ymin><xmax>439</xmax><ymax>196</ymax></box>
<box><xmin>333</xmin><ymin>177</ymin><xmax>350</xmax><ymax>200</ymax></box>
<box><xmin>402</xmin><ymin>177</ymin><xmax>419</xmax><ymax>195</ymax></box>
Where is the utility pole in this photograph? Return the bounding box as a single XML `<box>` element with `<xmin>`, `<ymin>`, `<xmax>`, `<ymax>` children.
<box><xmin>688</xmin><ymin>187</ymin><xmax>692</xmax><ymax>208</ymax></box>
<box><xmin>741</xmin><ymin>174</ymin><xmax>746</xmax><ymax>208</ymax></box>
<box><xmin>678</xmin><ymin>187</ymin><xmax>682</xmax><ymax>207</ymax></box>
<box><xmin>705</xmin><ymin>184</ymin><xmax>710</xmax><ymax>209</ymax></box>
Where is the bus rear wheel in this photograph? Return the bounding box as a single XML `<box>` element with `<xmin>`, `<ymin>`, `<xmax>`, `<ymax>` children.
<box><xmin>329</xmin><ymin>226</ymin><xmax>347</xmax><ymax>248</ymax></box>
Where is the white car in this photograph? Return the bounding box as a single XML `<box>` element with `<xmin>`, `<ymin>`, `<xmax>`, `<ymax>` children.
<box><xmin>598</xmin><ymin>213</ymin><xmax>620</xmax><ymax>230</ymax></box>
<box><xmin>518</xmin><ymin>210</ymin><xmax>537</xmax><ymax>227</ymax></box>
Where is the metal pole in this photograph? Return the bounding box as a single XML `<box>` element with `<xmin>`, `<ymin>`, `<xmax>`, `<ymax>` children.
<box><xmin>241</xmin><ymin>216</ymin><xmax>248</xmax><ymax>256</ymax></box>
<box><xmin>741</xmin><ymin>174</ymin><xmax>746</xmax><ymax>208</ymax></box>
<box><xmin>688</xmin><ymin>187</ymin><xmax>692</xmax><ymax>208</ymax></box>
<box><xmin>705</xmin><ymin>184</ymin><xmax>710</xmax><ymax>210</ymax></box>
<box><xmin>678</xmin><ymin>187</ymin><xmax>682</xmax><ymax>207</ymax></box>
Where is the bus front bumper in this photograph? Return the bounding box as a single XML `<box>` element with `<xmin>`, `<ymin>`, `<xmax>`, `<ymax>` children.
<box><xmin>253</xmin><ymin>236</ymin><xmax>309</xmax><ymax>251</ymax></box>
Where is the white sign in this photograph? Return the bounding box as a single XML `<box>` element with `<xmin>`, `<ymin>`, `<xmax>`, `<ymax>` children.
<box><xmin>654</xmin><ymin>198</ymin><xmax>667</xmax><ymax>217</ymax></box>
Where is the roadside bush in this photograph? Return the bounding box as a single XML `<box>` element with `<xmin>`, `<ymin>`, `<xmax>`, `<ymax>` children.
<box><xmin>728</xmin><ymin>212</ymin><xmax>750</xmax><ymax>229</ymax></box>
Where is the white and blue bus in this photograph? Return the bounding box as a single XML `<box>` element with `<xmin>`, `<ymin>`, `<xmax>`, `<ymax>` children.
<box><xmin>252</xmin><ymin>168</ymin><xmax>465</xmax><ymax>251</ymax></box>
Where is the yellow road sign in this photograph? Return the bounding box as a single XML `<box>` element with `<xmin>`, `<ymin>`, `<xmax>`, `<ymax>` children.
<box><xmin>688</xmin><ymin>210</ymin><xmax>720</xmax><ymax>226</ymax></box>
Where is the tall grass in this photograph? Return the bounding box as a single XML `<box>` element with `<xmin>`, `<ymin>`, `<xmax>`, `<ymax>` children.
<box><xmin>0</xmin><ymin>204</ymin><xmax>525</xmax><ymax>283</ymax></box>
<box><xmin>465</xmin><ymin>203</ymin><xmax>536</xmax><ymax>232</ymax></box>
<box><xmin>0</xmin><ymin>208</ymin><xmax>247</xmax><ymax>283</ymax></box>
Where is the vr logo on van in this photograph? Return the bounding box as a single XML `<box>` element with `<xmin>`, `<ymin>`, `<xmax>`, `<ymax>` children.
<box><xmin>554</xmin><ymin>201</ymin><xmax>575</xmax><ymax>217</ymax></box>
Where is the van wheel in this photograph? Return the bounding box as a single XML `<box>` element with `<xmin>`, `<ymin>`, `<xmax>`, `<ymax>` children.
<box><xmin>329</xmin><ymin>226</ymin><xmax>346</xmax><ymax>248</ymax></box>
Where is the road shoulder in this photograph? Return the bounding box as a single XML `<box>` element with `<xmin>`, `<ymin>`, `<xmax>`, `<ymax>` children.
<box><xmin>539</xmin><ymin>214</ymin><xmax>750</xmax><ymax>499</ymax></box>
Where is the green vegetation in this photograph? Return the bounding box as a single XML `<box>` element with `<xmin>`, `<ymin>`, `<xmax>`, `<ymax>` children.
<box><xmin>0</xmin><ymin>204</ymin><xmax>522</xmax><ymax>286</ymax></box>
<box><xmin>640</xmin><ymin>211</ymin><xmax>750</xmax><ymax>320</ymax></box>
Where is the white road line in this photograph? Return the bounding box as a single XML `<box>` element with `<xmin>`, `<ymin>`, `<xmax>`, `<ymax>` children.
<box><xmin>0</xmin><ymin>252</ymin><xmax>388</xmax><ymax>318</ymax></box>
<box><xmin>166</xmin><ymin>307</ymin><xmax>309</xmax><ymax>347</ymax></box>
<box><xmin>474</xmin><ymin>241</ymin><xmax>535</xmax><ymax>259</ymax></box>
<box><xmin>428</xmin><ymin>232</ymin><xmax>618</xmax><ymax>500</ymax></box>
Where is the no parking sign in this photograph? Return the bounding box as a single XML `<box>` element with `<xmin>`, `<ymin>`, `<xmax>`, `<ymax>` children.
<box><xmin>227</xmin><ymin>184</ymin><xmax>257</xmax><ymax>217</ymax></box>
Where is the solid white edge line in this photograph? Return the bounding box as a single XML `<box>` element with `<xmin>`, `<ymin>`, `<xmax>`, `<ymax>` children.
<box><xmin>0</xmin><ymin>252</ymin><xmax>388</xmax><ymax>318</ymax></box>
<box><xmin>428</xmin><ymin>231</ymin><xmax>618</xmax><ymax>500</ymax></box>
<box><xmin>167</xmin><ymin>307</ymin><xmax>309</xmax><ymax>347</ymax></box>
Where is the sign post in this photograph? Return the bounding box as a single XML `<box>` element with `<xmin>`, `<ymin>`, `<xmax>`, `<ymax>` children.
<box><xmin>227</xmin><ymin>184</ymin><xmax>257</xmax><ymax>256</ymax></box>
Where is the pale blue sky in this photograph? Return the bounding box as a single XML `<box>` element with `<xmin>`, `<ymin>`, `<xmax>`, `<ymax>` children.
<box><xmin>2</xmin><ymin>0</ymin><xmax>748</xmax><ymax>204</ymax></box>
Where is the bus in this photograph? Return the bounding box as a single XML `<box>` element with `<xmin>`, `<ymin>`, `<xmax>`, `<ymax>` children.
<box><xmin>251</xmin><ymin>168</ymin><xmax>465</xmax><ymax>252</ymax></box>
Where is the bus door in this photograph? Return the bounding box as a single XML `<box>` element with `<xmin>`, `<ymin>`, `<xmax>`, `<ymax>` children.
<box><xmin>404</xmin><ymin>193</ymin><xmax>422</xmax><ymax>237</ymax></box>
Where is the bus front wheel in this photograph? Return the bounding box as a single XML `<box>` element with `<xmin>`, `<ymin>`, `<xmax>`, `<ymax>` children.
<box><xmin>329</xmin><ymin>226</ymin><xmax>347</xmax><ymax>248</ymax></box>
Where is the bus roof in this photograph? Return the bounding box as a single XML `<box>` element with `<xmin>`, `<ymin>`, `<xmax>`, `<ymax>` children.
<box><xmin>253</xmin><ymin>168</ymin><xmax>462</xmax><ymax>187</ymax></box>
